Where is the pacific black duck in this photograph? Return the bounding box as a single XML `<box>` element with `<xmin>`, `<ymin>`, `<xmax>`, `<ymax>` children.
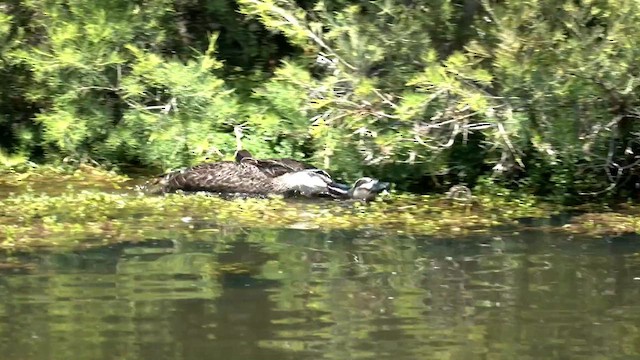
<box><xmin>144</xmin><ymin>160</ymin><xmax>344</xmax><ymax>198</ymax></box>
<box><xmin>346</xmin><ymin>177</ymin><xmax>391</xmax><ymax>201</ymax></box>
<box><xmin>234</xmin><ymin>150</ymin><xmax>390</xmax><ymax>201</ymax></box>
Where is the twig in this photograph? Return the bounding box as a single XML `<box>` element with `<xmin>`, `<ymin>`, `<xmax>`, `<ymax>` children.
<box><xmin>242</xmin><ymin>0</ymin><xmax>356</xmax><ymax>70</ymax></box>
<box><xmin>372</xmin><ymin>89</ymin><xmax>397</xmax><ymax>109</ymax></box>
<box><xmin>578</xmin><ymin>181</ymin><xmax>618</xmax><ymax>196</ymax></box>
<box><xmin>496</xmin><ymin>107</ymin><xmax>524</xmax><ymax>167</ymax></box>
<box><xmin>77</xmin><ymin>86</ymin><xmax>119</xmax><ymax>92</ymax></box>
<box><xmin>233</xmin><ymin>124</ymin><xmax>247</xmax><ymax>151</ymax></box>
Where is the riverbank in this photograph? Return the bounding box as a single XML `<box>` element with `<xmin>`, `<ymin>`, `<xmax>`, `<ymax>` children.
<box><xmin>0</xmin><ymin>166</ymin><xmax>638</xmax><ymax>252</ymax></box>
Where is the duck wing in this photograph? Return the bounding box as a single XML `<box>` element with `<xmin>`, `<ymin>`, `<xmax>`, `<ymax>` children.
<box><xmin>252</xmin><ymin>158</ymin><xmax>319</xmax><ymax>177</ymax></box>
<box><xmin>265</xmin><ymin>158</ymin><xmax>316</xmax><ymax>171</ymax></box>
<box><xmin>247</xmin><ymin>159</ymin><xmax>302</xmax><ymax>178</ymax></box>
<box><xmin>236</xmin><ymin>150</ymin><xmax>321</xmax><ymax>177</ymax></box>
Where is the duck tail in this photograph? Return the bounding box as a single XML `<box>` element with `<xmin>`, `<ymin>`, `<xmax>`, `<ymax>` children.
<box><xmin>138</xmin><ymin>169</ymin><xmax>182</xmax><ymax>195</ymax></box>
<box><xmin>137</xmin><ymin>175</ymin><xmax>166</xmax><ymax>195</ymax></box>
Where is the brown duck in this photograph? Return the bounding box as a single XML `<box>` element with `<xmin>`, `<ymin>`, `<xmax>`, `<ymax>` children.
<box><xmin>234</xmin><ymin>150</ymin><xmax>390</xmax><ymax>201</ymax></box>
<box><xmin>144</xmin><ymin>158</ymin><xmax>344</xmax><ymax>198</ymax></box>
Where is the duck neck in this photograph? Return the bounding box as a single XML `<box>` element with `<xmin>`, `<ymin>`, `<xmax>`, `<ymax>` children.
<box><xmin>326</xmin><ymin>183</ymin><xmax>352</xmax><ymax>198</ymax></box>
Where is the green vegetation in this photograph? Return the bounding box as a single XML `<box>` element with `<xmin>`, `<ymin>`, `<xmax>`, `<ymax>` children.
<box><xmin>0</xmin><ymin>167</ymin><xmax>637</xmax><ymax>251</ymax></box>
<box><xmin>1</xmin><ymin>0</ymin><xmax>640</xmax><ymax>203</ymax></box>
<box><xmin>0</xmin><ymin>166</ymin><xmax>548</xmax><ymax>250</ymax></box>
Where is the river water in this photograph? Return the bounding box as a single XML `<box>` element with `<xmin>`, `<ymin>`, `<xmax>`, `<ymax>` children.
<box><xmin>1</xmin><ymin>226</ymin><xmax>639</xmax><ymax>359</ymax></box>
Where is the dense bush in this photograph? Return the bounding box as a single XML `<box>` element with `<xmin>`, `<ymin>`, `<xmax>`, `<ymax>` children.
<box><xmin>1</xmin><ymin>0</ymin><xmax>639</xmax><ymax>202</ymax></box>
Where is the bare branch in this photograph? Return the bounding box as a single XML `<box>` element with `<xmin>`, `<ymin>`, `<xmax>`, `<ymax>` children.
<box><xmin>372</xmin><ymin>89</ymin><xmax>398</xmax><ymax>109</ymax></box>
<box><xmin>241</xmin><ymin>0</ymin><xmax>356</xmax><ymax>70</ymax></box>
<box><xmin>77</xmin><ymin>86</ymin><xmax>119</xmax><ymax>92</ymax></box>
<box><xmin>233</xmin><ymin>123</ymin><xmax>247</xmax><ymax>151</ymax></box>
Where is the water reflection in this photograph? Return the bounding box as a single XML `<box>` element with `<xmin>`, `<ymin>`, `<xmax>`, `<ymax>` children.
<box><xmin>1</xmin><ymin>229</ymin><xmax>640</xmax><ymax>359</ymax></box>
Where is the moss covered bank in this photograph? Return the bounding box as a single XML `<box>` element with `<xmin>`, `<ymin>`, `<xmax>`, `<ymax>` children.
<box><xmin>0</xmin><ymin>167</ymin><xmax>638</xmax><ymax>252</ymax></box>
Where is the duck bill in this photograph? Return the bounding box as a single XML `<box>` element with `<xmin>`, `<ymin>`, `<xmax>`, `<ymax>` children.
<box><xmin>371</xmin><ymin>181</ymin><xmax>390</xmax><ymax>193</ymax></box>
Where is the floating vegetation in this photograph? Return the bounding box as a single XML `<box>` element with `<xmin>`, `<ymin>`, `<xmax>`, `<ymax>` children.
<box><xmin>0</xmin><ymin>164</ymin><xmax>131</xmax><ymax>193</ymax></box>
<box><xmin>0</xmin><ymin>189</ymin><xmax>548</xmax><ymax>249</ymax></box>
<box><xmin>560</xmin><ymin>212</ymin><xmax>640</xmax><ymax>236</ymax></box>
<box><xmin>0</xmin><ymin>166</ymin><xmax>637</xmax><ymax>251</ymax></box>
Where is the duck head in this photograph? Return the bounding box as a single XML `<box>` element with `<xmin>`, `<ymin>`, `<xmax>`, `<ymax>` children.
<box><xmin>327</xmin><ymin>177</ymin><xmax>390</xmax><ymax>201</ymax></box>
<box><xmin>351</xmin><ymin>177</ymin><xmax>390</xmax><ymax>201</ymax></box>
<box><xmin>234</xmin><ymin>149</ymin><xmax>253</xmax><ymax>163</ymax></box>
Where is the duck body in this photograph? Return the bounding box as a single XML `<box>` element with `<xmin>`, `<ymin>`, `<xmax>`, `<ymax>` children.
<box><xmin>234</xmin><ymin>150</ymin><xmax>390</xmax><ymax>201</ymax></box>
<box><xmin>146</xmin><ymin>160</ymin><xmax>338</xmax><ymax>197</ymax></box>
<box><xmin>144</xmin><ymin>150</ymin><xmax>391</xmax><ymax>201</ymax></box>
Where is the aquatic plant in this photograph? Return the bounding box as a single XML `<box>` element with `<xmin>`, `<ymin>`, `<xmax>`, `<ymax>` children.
<box><xmin>0</xmin><ymin>169</ymin><xmax>554</xmax><ymax>251</ymax></box>
<box><xmin>3</xmin><ymin>167</ymin><xmax>637</xmax><ymax>252</ymax></box>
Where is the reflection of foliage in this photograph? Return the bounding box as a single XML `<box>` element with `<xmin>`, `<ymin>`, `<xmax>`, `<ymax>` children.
<box><xmin>2</xmin><ymin>209</ymin><xmax>640</xmax><ymax>359</ymax></box>
<box><xmin>258</xmin><ymin>229</ymin><xmax>640</xmax><ymax>359</ymax></box>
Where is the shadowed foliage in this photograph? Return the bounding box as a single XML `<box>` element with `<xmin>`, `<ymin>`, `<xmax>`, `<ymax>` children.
<box><xmin>1</xmin><ymin>0</ymin><xmax>640</xmax><ymax>204</ymax></box>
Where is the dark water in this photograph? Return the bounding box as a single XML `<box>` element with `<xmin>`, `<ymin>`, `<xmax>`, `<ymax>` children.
<box><xmin>1</xmin><ymin>228</ymin><xmax>640</xmax><ymax>360</ymax></box>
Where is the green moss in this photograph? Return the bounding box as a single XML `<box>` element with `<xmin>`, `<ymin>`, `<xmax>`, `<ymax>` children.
<box><xmin>560</xmin><ymin>212</ymin><xmax>640</xmax><ymax>236</ymax></box>
<box><xmin>1</xmin><ymin>166</ymin><xmax>637</xmax><ymax>252</ymax></box>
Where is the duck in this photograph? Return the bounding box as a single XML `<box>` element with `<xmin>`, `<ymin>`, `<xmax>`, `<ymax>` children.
<box><xmin>144</xmin><ymin>160</ymin><xmax>344</xmax><ymax>197</ymax></box>
<box><xmin>234</xmin><ymin>149</ymin><xmax>390</xmax><ymax>201</ymax></box>
<box><xmin>347</xmin><ymin>177</ymin><xmax>391</xmax><ymax>201</ymax></box>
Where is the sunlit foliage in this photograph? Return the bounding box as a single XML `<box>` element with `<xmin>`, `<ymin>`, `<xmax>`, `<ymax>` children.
<box><xmin>1</xmin><ymin>0</ymin><xmax>640</xmax><ymax>202</ymax></box>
